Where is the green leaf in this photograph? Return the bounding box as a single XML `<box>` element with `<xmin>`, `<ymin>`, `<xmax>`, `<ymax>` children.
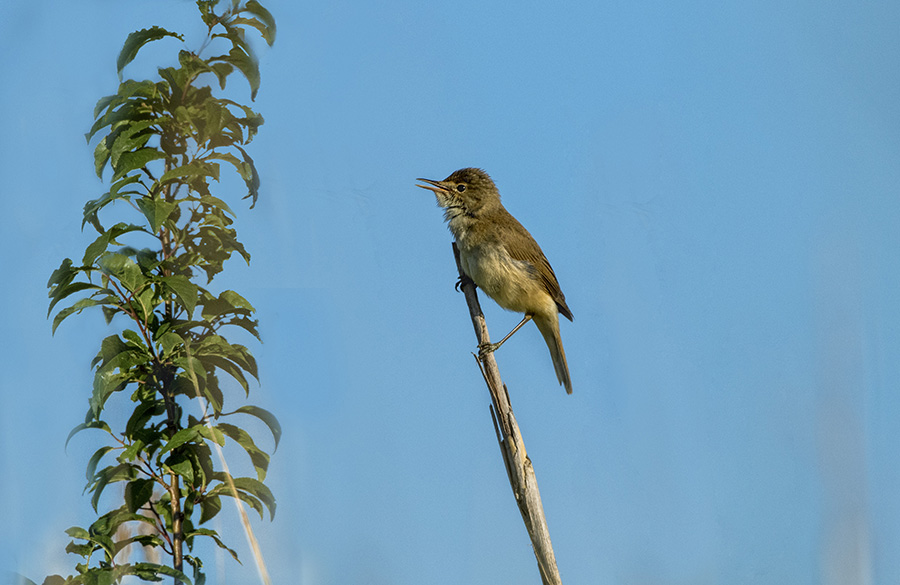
<box><xmin>93</xmin><ymin>507</ymin><xmax>155</xmax><ymax>539</ymax></box>
<box><xmin>47</xmin><ymin>281</ymin><xmax>102</xmax><ymax>317</ymax></box>
<box><xmin>232</xmin><ymin>476</ymin><xmax>276</xmax><ymax>520</ymax></box>
<box><xmin>209</xmin><ymin>46</ymin><xmax>260</xmax><ymax>100</ymax></box>
<box><xmin>159</xmin><ymin>426</ymin><xmax>200</xmax><ymax>455</ymax></box>
<box><xmin>135</xmin><ymin>197</ymin><xmax>177</xmax><ymax>233</ymax></box>
<box><xmin>161</xmin><ymin>275</ymin><xmax>199</xmax><ymax>316</ymax></box>
<box><xmin>91</xmin><ymin>370</ymin><xmax>130</xmax><ymax>415</ymax></box>
<box><xmin>220</xmin><ymin>289</ymin><xmax>255</xmax><ymax>311</ymax></box>
<box><xmin>199</xmin><ymin>494</ymin><xmax>222</xmax><ymax>524</ymax></box>
<box><xmin>186</xmin><ymin>527</ymin><xmax>241</xmax><ymax>562</ymax></box>
<box><xmin>117</xmin><ymin>27</ymin><xmax>184</xmax><ymax>77</ymax></box>
<box><xmin>160</xmin><ymin>160</ymin><xmax>220</xmax><ymax>185</ymax></box>
<box><xmin>229</xmin><ymin>405</ymin><xmax>281</xmax><ymax>450</ymax></box>
<box><xmin>112</xmin><ymin>147</ymin><xmax>165</xmax><ymax>181</ymax></box>
<box><xmin>175</xmin><ymin>355</ymin><xmax>206</xmax><ymax>384</ymax></box>
<box><xmin>125</xmin><ymin>400</ymin><xmax>164</xmax><ymax>438</ymax></box>
<box><xmin>198</xmin><ymin>424</ymin><xmax>226</xmax><ymax>446</ymax></box>
<box><xmin>86</xmin><ymin>446</ymin><xmax>115</xmax><ymax>482</ymax></box>
<box><xmin>124</xmin><ymin>478</ymin><xmax>155</xmax><ymax>512</ymax></box>
<box><xmin>157</xmin><ymin>330</ymin><xmax>184</xmax><ymax>357</ymax></box>
<box><xmin>109</xmin><ymin>119</ymin><xmax>158</xmax><ymax>170</ymax></box>
<box><xmin>83</xmin><ymin>233</ymin><xmax>113</xmax><ymax>266</ymax></box>
<box><xmin>209</xmin><ymin>62</ymin><xmax>234</xmax><ymax>90</ymax></box>
<box><xmin>128</xmin><ymin>533</ymin><xmax>166</xmax><ymax>549</ymax></box>
<box><xmin>197</xmin><ymin>193</ymin><xmax>236</xmax><ymax>217</ymax></box>
<box><xmin>64</xmin><ymin>526</ymin><xmax>91</xmax><ymax>540</ymax></box>
<box><xmin>125</xmin><ymin>563</ymin><xmax>193</xmax><ymax>585</ymax></box>
<box><xmin>121</xmin><ymin>328</ymin><xmax>142</xmax><ymax>346</ymax></box>
<box><xmin>47</xmin><ymin>257</ymin><xmax>75</xmax><ymax>290</ymax></box>
<box><xmin>64</xmin><ymin>540</ymin><xmax>94</xmax><ymax>556</ymax></box>
<box><xmin>52</xmin><ymin>297</ymin><xmax>105</xmax><ymax>334</ymax></box>
<box><xmin>164</xmin><ymin>452</ymin><xmax>195</xmax><ymax>484</ymax></box>
<box><xmin>89</xmin><ymin>464</ymin><xmax>134</xmax><ymax>511</ymax></box>
<box><xmin>93</xmin><ymin>333</ymin><xmax>128</xmax><ymax>368</ymax></box>
<box><xmin>93</xmin><ymin>135</ymin><xmax>111</xmax><ymax>178</ymax></box>
<box><xmin>203</xmin><ymin>355</ymin><xmax>250</xmax><ymax>394</ymax></box>
<box><xmin>233</xmin><ymin>489</ymin><xmax>263</xmax><ymax>519</ymax></box>
<box><xmin>216</xmin><ymin>422</ymin><xmax>269</xmax><ymax>480</ymax></box>
<box><xmin>234</xmin><ymin>145</ymin><xmax>260</xmax><ymax>206</ymax></box>
<box><xmin>66</xmin><ymin>419</ymin><xmax>112</xmax><ymax>451</ymax></box>
<box><xmin>91</xmin><ymin>80</ymin><xmax>158</xmax><ymax>122</ymax></box>
<box><xmin>240</xmin><ymin>0</ymin><xmax>277</xmax><ymax>45</ymax></box>
<box><xmin>230</xmin><ymin>17</ymin><xmax>272</xmax><ymax>48</ymax></box>
<box><xmin>82</xmin><ymin>222</ymin><xmax>144</xmax><ymax>265</ymax></box>
<box><xmin>200</xmin><ymin>288</ymin><xmax>254</xmax><ymax>320</ymax></box>
<box><xmin>97</xmin><ymin>252</ymin><xmax>144</xmax><ymax>292</ymax></box>
<box><xmin>208</xmin><ymin>474</ymin><xmax>276</xmax><ymax>520</ymax></box>
<box><xmin>118</xmin><ymin>438</ymin><xmax>145</xmax><ymax>462</ymax></box>
<box><xmin>82</xmin><ymin>176</ymin><xmax>144</xmax><ymax>232</ymax></box>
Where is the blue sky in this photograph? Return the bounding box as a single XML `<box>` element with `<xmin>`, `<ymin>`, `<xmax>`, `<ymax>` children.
<box><xmin>2</xmin><ymin>1</ymin><xmax>899</xmax><ymax>583</ymax></box>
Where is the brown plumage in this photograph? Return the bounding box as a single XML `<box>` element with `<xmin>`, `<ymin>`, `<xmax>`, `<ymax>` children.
<box><xmin>417</xmin><ymin>168</ymin><xmax>573</xmax><ymax>394</ymax></box>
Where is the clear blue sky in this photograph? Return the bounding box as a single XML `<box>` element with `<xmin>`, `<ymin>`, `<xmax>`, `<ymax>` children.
<box><xmin>2</xmin><ymin>1</ymin><xmax>899</xmax><ymax>583</ymax></box>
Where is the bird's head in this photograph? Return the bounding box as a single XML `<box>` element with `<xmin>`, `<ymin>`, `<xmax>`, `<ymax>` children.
<box><xmin>416</xmin><ymin>168</ymin><xmax>500</xmax><ymax>218</ymax></box>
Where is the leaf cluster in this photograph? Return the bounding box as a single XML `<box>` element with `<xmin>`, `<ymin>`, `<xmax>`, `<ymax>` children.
<box><xmin>42</xmin><ymin>1</ymin><xmax>277</xmax><ymax>583</ymax></box>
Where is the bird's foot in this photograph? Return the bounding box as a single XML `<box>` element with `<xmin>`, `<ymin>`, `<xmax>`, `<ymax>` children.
<box><xmin>455</xmin><ymin>273</ymin><xmax>476</xmax><ymax>292</ymax></box>
<box><xmin>477</xmin><ymin>341</ymin><xmax>501</xmax><ymax>358</ymax></box>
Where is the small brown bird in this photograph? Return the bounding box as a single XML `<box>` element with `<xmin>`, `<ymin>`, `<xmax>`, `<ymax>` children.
<box><xmin>417</xmin><ymin>168</ymin><xmax>573</xmax><ymax>394</ymax></box>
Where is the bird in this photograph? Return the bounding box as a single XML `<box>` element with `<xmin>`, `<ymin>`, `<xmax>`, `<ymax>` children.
<box><xmin>417</xmin><ymin>167</ymin><xmax>573</xmax><ymax>394</ymax></box>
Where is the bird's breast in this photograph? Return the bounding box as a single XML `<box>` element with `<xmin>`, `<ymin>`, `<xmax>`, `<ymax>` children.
<box><xmin>458</xmin><ymin>242</ymin><xmax>551</xmax><ymax>316</ymax></box>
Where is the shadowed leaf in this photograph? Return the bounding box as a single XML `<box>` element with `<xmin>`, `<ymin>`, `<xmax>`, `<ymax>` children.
<box><xmin>117</xmin><ymin>27</ymin><xmax>184</xmax><ymax>77</ymax></box>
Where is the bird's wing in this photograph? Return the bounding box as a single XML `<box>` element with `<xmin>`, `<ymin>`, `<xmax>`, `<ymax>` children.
<box><xmin>502</xmin><ymin>218</ymin><xmax>574</xmax><ymax>322</ymax></box>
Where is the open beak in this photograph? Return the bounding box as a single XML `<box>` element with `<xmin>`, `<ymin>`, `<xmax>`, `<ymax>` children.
<box><xmin>416</xmin><ymin>178</ymin><xmax>450</xmax><ymax>194</ymax></box>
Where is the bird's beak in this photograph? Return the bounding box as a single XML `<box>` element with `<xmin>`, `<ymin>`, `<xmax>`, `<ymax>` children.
<box><xmin>416</xmin><ymin>178</ymin><xmax>450</xmax><ymax>194</ymax></box>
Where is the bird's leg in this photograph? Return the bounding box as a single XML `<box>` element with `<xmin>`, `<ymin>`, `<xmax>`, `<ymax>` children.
<box><xmin>478</xmin><ymin>314</ymin><xmax>533</xmax><ymax>356</ymax></box>
<box><xmin>455</xmin><ymin>272</ymin><xmax>476</xmax><ymax>292</ymax></box>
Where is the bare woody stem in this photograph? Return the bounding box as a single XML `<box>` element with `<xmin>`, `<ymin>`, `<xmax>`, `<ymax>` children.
<box><xmin>451</xmin><ymin>242</ymin><xmax>563</xmax><ymax>585</ymax></box>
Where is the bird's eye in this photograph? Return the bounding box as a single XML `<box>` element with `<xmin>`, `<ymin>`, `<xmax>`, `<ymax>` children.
<box><xmin>457</xmin><ymin>184</ymin><xmax>467</xmax><ymax>192</ymax></box>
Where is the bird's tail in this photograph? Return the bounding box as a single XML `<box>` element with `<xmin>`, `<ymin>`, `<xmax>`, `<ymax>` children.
<box><xmin>535</xmin><ymin>313</ymin><xmax>572</xmax><ymax>394</ymax></box>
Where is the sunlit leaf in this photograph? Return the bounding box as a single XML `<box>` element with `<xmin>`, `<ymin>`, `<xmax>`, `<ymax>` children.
<box><xmin>94</xmin><ymin>136</ymin><xmax>111</xmax><ymax>178</ymax></box>
<box><xmin>125</xmin><ymin>563</ymin><xmax>193</xmax><ymax>585</ymax></box>
<box><xmin>64</xmin><ymin>526</ymin><xmax>90</xmax><ymax>540</ymax></box>
<box><xmin>160</xmin><ymin>160</ymin><xmax>220</xmax><ymax>184</ymax></box>
<box><xmin>164</xmin><ymin>452</ymin><xmax>194</xmax><ymax>484</ymax></box>
<box><xmin>97</xmin><ymin>252</ymin><xmax>144</xmax><ymax>292</ymax></box>
<box><xmin>161</xmin><ymin>274</ymin><xmax>199</xmax><ymax>316</ymax></box>
<box><xmin>112</xmin><ymin>147</ymin><xmax>165</xmax><ymax>181</ymax></box>
<box><xmin>159</xmin><ymin>426</ymin><xmax>200</xmax><ymax>455</ymax></box>
<box><xmin>135</xmin><ymin>197</ymin><xmax>177</xmax><ymax>234</ymax></box>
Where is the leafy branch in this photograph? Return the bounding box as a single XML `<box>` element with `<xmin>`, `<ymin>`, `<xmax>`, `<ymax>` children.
<box><xmin>38</xmin><ymin>2</ymin><xmax>278</xmax><ymax>584</ymax></box>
